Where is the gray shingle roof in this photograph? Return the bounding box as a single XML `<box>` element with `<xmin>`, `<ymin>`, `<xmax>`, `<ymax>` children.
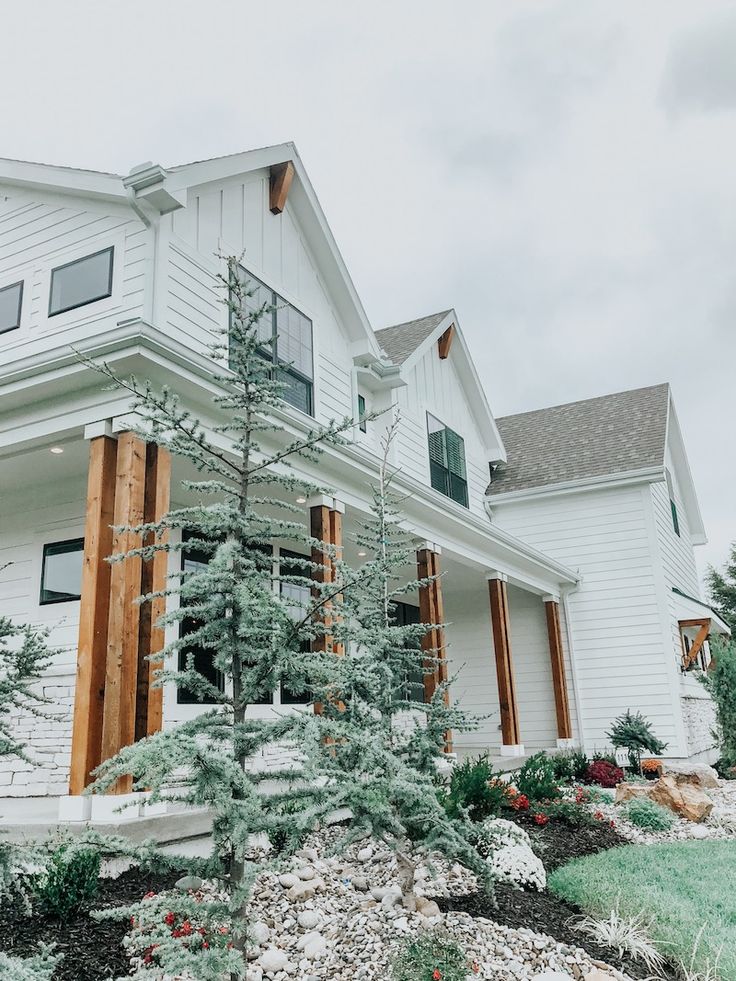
<box><xmin>375</xmin><ymin>311</ymin><xmax>452</xmax><ymax>365</ymax></box>
<box><xmin>487</xmin><ymin>383</ymin><xmax>670</xmax><ymax>497</ymax></box>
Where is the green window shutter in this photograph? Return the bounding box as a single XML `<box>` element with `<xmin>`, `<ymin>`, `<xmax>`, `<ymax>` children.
<box><xmin>444</xmin><ymin>429</ymin><xmax>466</xmax><ymax>479</ymax></box>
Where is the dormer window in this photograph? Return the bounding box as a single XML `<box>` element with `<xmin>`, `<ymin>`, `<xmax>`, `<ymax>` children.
<box><xmin>231</xmin><ymin>266</ymin><xmax>314</xmax><ymax>415</ymax></box>
<box><xmin>49</xmin><ymin>247</ymin><xmax>114</xmax><ymax>317</ymax></box>
<box><xmin>427</xmin><ymin>413</ymin><xmax>468</xmax><ymax>508</ymax></box>
<box><xmin>665</xmin><ymin>469</ymin><xmax>680</xmax><ymax>537</ymax></box>
<box><xmin>0</xmin><ymin>281</ymin><xmax>23</xmax><ymax>334</ymax></box>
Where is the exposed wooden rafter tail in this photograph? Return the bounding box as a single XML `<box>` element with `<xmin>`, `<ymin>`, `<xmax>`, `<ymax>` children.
<box><xmin>437</xmin><ymin>323</ymin><xmax>455</xmax><ymax>360</ymax></box>
<box><xmin>269</xmin><ymin>161</ymin><xmax>295</xmax><ymax>215</ymax></box>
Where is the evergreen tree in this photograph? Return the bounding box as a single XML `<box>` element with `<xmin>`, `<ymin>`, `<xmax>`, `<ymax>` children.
<box><xmin>81</xmin><ymin>258</ymin><xmax>488</xmax><ymax>978</ymax></box>
<box><xmin>706</xmin><ymin>543</ymin><xmax>736</xmax><ymax>632</ymax></box>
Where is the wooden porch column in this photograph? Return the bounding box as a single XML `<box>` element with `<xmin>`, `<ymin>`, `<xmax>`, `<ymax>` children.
<box><xmin>544</xmin><ymin>597</ymin><xmax>573</xmax><ymax>743</ymax></box>
<box><xmin>310</xmin><ymin>496</ymin><xmax>344</xmax><ymax>713</ymax></box>
<box><xmin>417</xmin><ymin>545</ymin><xmax>452</xmax><ymax>753</ymax></box>
<box><xmin>487</xmin><ymin>574</ymin><xmax>523</xmax><ymax>752</ymax></box>
<box><xmin>135</xmin><ymin>444</ymin><xmax>171</xmax><ymax>741</ymax></box>
<box><xmin>100</xmin><ymin>432</ymin><xmax>147</xmax><ymax>793</ymax></box>
<box><xmin>69</xmin><ymin>434</ymin><xmax>118</xmax><ymax>795</ymax></box>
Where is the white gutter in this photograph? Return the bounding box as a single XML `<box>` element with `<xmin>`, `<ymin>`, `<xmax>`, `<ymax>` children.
<box><xmin>561</xmin><ymin>583</ymin><xmax>586</xmax><ymax>751</ymax></box>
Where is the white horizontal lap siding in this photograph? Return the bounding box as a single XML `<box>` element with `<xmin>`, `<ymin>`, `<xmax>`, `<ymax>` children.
<box><xmin>494</xmin><ymin>485</ymin><xmax>679</xmax><ymax>752</ymax></box>
<box><xmin>0</xmin><ymin>191</ymin><xmax>148</xmax><ymax>354</ymax></box>
<box><xmin>400</xmin><ymin>350</ymin><xmax>488</xmax><ymax>517</ymax></box>
<box><xmin>170</xmin><ymin>175</ymin><xmax>354</xmax><ymax>424</ymax></box>
<box><xmin>0</xmin><ymin>482</ymin><xmax>87</xmax><ymax>796</ymax></box>
<box><xmin>507</xmin><ymin>585</ymin><xmax>558</xmax><ymax>750</ymax></box>
<box><xmin>443</xmin><ymin>579</ymin><xmax>500</xmax><ymax>752</ymax></box>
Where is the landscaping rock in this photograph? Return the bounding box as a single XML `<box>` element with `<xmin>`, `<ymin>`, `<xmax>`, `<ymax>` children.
<box><xmin>613</xmin><ymin>783</ymin><xmax>652</xmax><ymax>805</ymax></box>
<box><xmin>258</xmin><ymin>947</ymin><xmax>290</xmax><ymax>972</ymax></box>
<box><xmin>297</xmin><ymin>909</ymin><xmax>321</xmax><ymax>929</ymax></box>
<box><xmin>287</xmin><ymin>876</ymin><xmax>325</xmax><ymax>901</ymax></box>
<box><xmin>664</xmin><ymin>761</ymin><xmax>720</xmax><ymax>789</ymax></box>
<box><xmin>650</xmin><ymin>774</ymin><xmax>714</xmax><ymax>822</ymax></box>
<box><xmin>174</xmin><ymin>874</ymin><xmax>203</xmax><ymax>891</ymax></box>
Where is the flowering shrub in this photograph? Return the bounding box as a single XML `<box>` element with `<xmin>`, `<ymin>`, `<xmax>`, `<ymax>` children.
<box><xmin>489</xmin><ymin>843</ymin><xmax>546</xmax><ymax>892</ymax></box>
<box><xmin>534</xmin><ymin>813</ymin><xmax>549</xmax><ymax>826</ymax></box>
<box><xmin>583</xmin><ymin>759</ymin><xmax>624</xmax><ymax>788</ymax></box>
<box><xmin>95</xmin><ymin>885</ymin><xmax>244</xmax><ymax>980</ymax></box>
<box><xmin>391</xmin><ymin>928</ymin><xmax>471</xmax><ymax>981</ymax></box>
<box><xmin>641</xmin><ymin>758</ymin><xmax>662</xmax><ymax>778</ymax></box>
<box><xmin>470</xmin><ymin>817</ymin><xmax>531</xmax><ymax>857</ymax></box>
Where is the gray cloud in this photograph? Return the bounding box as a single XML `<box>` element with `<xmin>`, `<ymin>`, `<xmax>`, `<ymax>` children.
<box><xmin>661</xmin><ymin>8</ymin><xmax>736</xmax><ymax>114</ymax></box>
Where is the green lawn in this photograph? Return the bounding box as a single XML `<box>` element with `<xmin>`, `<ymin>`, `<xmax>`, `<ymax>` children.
<box><xmin>549</xmin><ymin>840</ymin><xmax>736</xmax><ymax>979</ymax></box>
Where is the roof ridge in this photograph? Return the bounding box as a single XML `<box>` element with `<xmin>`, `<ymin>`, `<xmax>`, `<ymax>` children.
<box><xmin>496</xmin><ymin>382</ymin><xmax>670</xmax><ymax>423</ymax></box>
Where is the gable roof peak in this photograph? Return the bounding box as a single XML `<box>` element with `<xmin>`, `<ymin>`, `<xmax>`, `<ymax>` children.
<box><xmin>374</xmin><ymin>310</ymin><xmax>454</xmax><ymax>366</ymax></box>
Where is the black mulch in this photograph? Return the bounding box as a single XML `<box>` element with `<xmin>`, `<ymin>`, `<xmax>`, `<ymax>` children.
<box><xmin>0</xmin><ymin>867</ymin><xmax>183</xmax><ymax>981</ymax></box>
<box><xmin>434</xmin><ymin>814</ymin><xmax>681</xmax><ymax>981</ymax></box>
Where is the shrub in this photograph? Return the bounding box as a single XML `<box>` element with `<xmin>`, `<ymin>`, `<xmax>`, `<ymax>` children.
<box><xmin>441</xmin><ymin>756</ymin><xmax>509</xmax><ymax>821</ymax></box>
<box><xmin>34</xmin><ymin>840</ymin><xmax>100</xmax><ymax>919</ymax></box>
<box><xmin>700</xmin><ymin>638</ymin><xmax>736</xmax><ymax>770</ymax></box>
<box><xmin>550</xmin><ymin>749</ymin><xmax>589</xmax><ymax>783</ymax></box>
<box><xmin>623</xmin><ymin>796</ymin><xmax>675</xmax><ymax>832</ymax></box>
<box><xmin>489</xmin><ymin>842</ymin><xmax>546</xmax><ymax>891</ymax></box>
<box><xmin>516</xmin><ymin>752</ymin><xmax>559</xmax><ymax>801</ymax></box>
<box><xmin>539</xmin><ymin>799</ymin><xmax>597</xmax><ymax>827</ymax></box>
<box><xmin>583</xmin><ymin>759</ymin><xmax>624</xmax><ymax>789</ymax></box>
<box><xmin>607</xmin><ymin>710</ymin><xmax>668</xmax><ymax>771</ymax></box>
<box><xmin>391</xmin><ymin>928</ymin><xmax>471</xmax><ymax>981</ymax></box>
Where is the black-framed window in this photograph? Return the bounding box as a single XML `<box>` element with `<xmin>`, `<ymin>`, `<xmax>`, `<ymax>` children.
<box><xmin>40</xmin><ymin>539</ymin><xmax>84</xmax><ymax>605</ymax></box>
<box><xmin>665</xmin><ymin>469</ymin><xmax>680</xmax><ymax>537</ymax></box>
<box><xmin>427</xmin><ymin>413</ymin><xmax>468</xmax><ymax>508</ymax></box>
<box><xmin>49</xmin><ymin>246</ymin><xmax>114</xmax><ymax>317</ymax></box>
<box><xmin>279</xmin><ymin>549</ymin><xmax>312</xmax><ymax>704</ymax></box>
<box><xmin>357</xmin><ymin>393</ymin><xmax>367</xmax><ymax>433</ymax></box>
<box><xmin>230</xmin><ymin>266</ymin><xmax>314</xmax><ymax>415</ymax></box>
<box><xmin>0</xmin><ymin>281</ymin><xmax>23</xmax><ymax>334</ymax></box>
<box><xmin>393</xmin><ymin>601</ymin><xmax>424</xmax><ymax>703</ymax></box>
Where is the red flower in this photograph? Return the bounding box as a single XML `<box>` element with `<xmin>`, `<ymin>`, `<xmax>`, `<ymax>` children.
<box><xmin>164</xmin><ymin>912</ymin><xmax>175</xmax><ymax>926</ymax></box>
<box><xmin>198</xmin><ymin>927</ymin><xmax>207</xmax><ymax>936</ymax></box>
<box><xmin>609</xmin><ymin>819</ymin><xmax>616</xmax><ymax>829</ymax></box>
<box><xmin>594</xmin><ymin>810</ymin><xmax>604</xmax><ymax>821</ymax></box>
<box><xmin>181</xmin><ymin>920</ymin><xmax>193</xmax><ymax>936</ymax></box>
<box><xmin>510</xmin><ymin>793</ymin><xmax>529</xmax><ymax>811</ymax></box>
<box><xmin>534</xmin><ymin>813</ymin><xmax>549</xmax><ymax>826</ymax></box>
<box><xmin>471</xmin><ymin>961</ymin><xmax>480</xmax><ymax>973</ymax></box>
<box><xmin>143</xmin><ymin>891</ymin><xmax>157</xmax><ymax>899</ymax></box>
<box><xmin>433</xmin><ymin>971</ymin><xmax>442</xmax><ymax>980</ymax></box>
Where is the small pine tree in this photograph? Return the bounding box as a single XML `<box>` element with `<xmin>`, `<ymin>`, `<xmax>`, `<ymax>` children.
<box><xmin>607</xmin><ymin>709</ymin><xmax>667</xmax><ymax>772</ymax></box>
<box><xmin>706</xmin><ymin>544</ymin><xmax>736</xmax><ymax>632</ymax></box>
<box><xmin>81</xmin><ymin>257</ymin><xmax>488</xmax><ymax>977</ymax></box>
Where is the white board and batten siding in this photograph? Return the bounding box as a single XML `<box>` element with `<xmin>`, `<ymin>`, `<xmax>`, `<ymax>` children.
<box><xmin>167</xmin><ymin>173</ymin><xmax>354</xmax><ymax>427</ymax></box>
<box><xmin>0</xmin><ymin>189</ymin><xmax>149</xmax><ymax>364</ymax></box>
<box><xmin>0</xmin><ymin>479</ymin><xmax>88</xmax><ymax>796</ymax></box>
<box><xmin>395</xmin><ymin>347</ymin><xmax>490</xmax><ymax>519</ymax></box>
<box><xmin>493</xmin><ymin>483</ymin><xmax>687</xmax><ymax>755</ymax></box>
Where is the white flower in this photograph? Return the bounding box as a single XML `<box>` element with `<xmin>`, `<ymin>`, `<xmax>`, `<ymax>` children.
<box><xmin>488</xmin><ymin>843</ymin><xmax>546</xmax><ymax>892</ymax></box>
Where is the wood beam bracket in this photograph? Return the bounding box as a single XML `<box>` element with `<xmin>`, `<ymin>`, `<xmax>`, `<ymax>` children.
<box><xmin>437</xmin><ymin>323</ymin><xmax>455</xmax><ymax>360</ymax></box>
<box><xmin>269</xmin><ymin>161</ymin><xmax>295</xmax><ymax>215</ymax></box>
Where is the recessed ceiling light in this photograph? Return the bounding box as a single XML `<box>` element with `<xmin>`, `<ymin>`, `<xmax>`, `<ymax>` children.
<box><xmin>296</xmin><ymin>496</ymin><xmax>307</xmax><ymax>504</ymax></box>
<box><xmin>357</xmin><ymin>550</ymin><xmax>367</xmax><ymax>557</ymax></box>
<box><xmin>50</xmin><ymin>446</ymin><xmax>64</xmax><ymax>455</ymax></box>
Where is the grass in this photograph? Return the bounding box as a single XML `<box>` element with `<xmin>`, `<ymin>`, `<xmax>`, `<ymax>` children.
<box><xmin>549</xmin><ymin>840</ymin><xmax>736</xmax><ymax>979</ymax></box>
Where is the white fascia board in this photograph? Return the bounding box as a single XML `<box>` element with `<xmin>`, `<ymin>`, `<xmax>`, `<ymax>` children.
<box><xmin>487</xmin><ymin>465</ymin><xmax>666</xmax><ymax>506</ymax></box>
<box><xmin>0</xmin><ymin>157</ymin><xmax>126</xmax><ymax>204</ymax></box>
<box><xmin>397</xmin><ymin>310</ymin><xmax>506</xmax><ymax>462</ymax></box>
<box><xmin>167</xmin><ymin>143</ymin><xmax>382</xmax><ymax>360</ymax></box>
<box><xmin>1</xmin><ymin>321</ymin><xmax>577</xmax><ymax>592</ymax></box>
<box><xmin>665</xmin><ymin>397</ymin><xmax>707</xmax><ymax>546</ymax></box>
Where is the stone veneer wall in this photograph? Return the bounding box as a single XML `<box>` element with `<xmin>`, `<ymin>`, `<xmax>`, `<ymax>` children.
<box><xmin>1</xmin><ymin>666</ymin><xmax>74</xmax><ymax>797</ymax></box>
<box><xmin>681</xmin><ymin>693</ymin><xmax>718</xmax><ymax>759</ymax></box>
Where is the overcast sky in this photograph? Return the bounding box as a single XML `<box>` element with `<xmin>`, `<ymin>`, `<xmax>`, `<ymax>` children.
<box><xmin>3</xmin><ymin>1</ymin><xmax>734</xmax><ymax>578</ymax></box>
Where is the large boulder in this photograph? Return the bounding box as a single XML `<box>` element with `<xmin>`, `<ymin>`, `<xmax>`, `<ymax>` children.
<box><xmin>650</xmin><ymin>774</ymin><xmax>714</xmax><ymax>822</ymax></box>
<box><xmin>664</xmin><ymin>760</ymin><xmax>720</xmax><ymax>790</ymax></box>
<box><xmin>614</xmin><ymin>782</ymin><xmax>653</xmax><ymax>805</ymax></box>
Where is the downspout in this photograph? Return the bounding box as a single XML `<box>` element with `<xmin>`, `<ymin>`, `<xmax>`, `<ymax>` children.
<box><xmin>561</xmin><ymin>582</ymin><xmax>586</xmax><ymax>752</ymax></box>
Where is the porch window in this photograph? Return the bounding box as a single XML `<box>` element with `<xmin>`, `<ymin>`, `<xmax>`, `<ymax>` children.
<box><xmin>665</xmin><ymin>469</ymin><xmax>680</xmax><ymax>537</ymax></box>
<box><xmin>0</xmin><ymin>281</ymin><xmax>23</xmax><ymax>334</ymax></box>
<box><xmin>230</xmin><ymin>266</ymin><xmax>314</xmax><ymax>415</ymax></box>
<box><xmin>40</xmin><ymin>538</ymin><xmax>84</xmax><ymax>604</ymax></box>
<box><xmin>49</xmin><ymin>247</ymin><xmax>114</xmax><ymax>317</ymax></box>
<box><xmin>393</xmin><ymin>601</ymin><xmax>424</xmax><ymax>703</ymax></box>
<box><xmin>427</xmin><ymin>413</ymin><xmax>468</xmax><ymax>508</ymax></box>
<box><xmin>279</xmin><ymin>549</ymin><xmax>312</xmax><ymax>704</ymax></box>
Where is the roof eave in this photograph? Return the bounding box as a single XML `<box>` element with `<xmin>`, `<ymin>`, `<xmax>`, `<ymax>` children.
<box><xmin>486</xmin><ymin>465</ymin><xmax>666</xmax><ymax>504</ymax></box>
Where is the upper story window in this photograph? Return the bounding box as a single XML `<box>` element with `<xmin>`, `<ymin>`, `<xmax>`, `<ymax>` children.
<box><xmin>231</xmin><ymin>266</ymin><xmax>314</xmax><ymax>416</ymax></box>
<box><xmin>40</xmin><ymin>538</ymin><xmax>84</xmax><ymax>605</ymax></box>
<box><xmin>427</xmin><ymin>413</ymin><xmax>468</xmax><ymax>508</ymax></box>
<box><xmin>357</xmin><ymin>393</ymin><xmax>367</xmax><ymax>433</ymax></box>
<box><xmin>49</xmin><ymin>246</ymin><xmax>114</xmax><ymax>317</ymax></box>
<box><xmin>0</xmin><ymin>281</ymin><xmax>23</xmax><ymax>334</ymax></box>
<box><xmin>665</xmin><ymin>469</ymin><xmax>680</xmax><ymax>537</ymax></box>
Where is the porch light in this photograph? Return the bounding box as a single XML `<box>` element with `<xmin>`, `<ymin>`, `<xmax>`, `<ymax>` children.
<box><xmin>296</xmin><ymin>496</ymin><xmax>307</xmax><ymax>504</ymax></box>
<box><xmin>50</xmin><ymin>446</ymin><xmax>64</xmax><ymax>454</ymax></box>
<box><xmin>357</xmin><ymin>550</ymin><xmax>367</xmax><ymax>557</ymax></box>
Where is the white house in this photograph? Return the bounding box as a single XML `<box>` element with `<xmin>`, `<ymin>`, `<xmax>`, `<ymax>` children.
<box><xmin>0</xmin><ymin>144</ymin><xmax>725</xmax><ymax>806</ymax></box>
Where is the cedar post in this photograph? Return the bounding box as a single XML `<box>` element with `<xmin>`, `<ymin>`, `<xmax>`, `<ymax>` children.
<box><xmin>487</xmin><ymin>574</ymin><xmax>522</xmax><ymax>751</ymax></box>
<box><xmin>135</xmin><ymin>444</ymin><xmax>171</xmax><ymax>741</ymax></box>
<box><xmin>309</xmin><ymin>497</ymin><xmax>344</xmax><ymax>714</ymax></box>
<box><xmin>544</xmin><ymin>597</ymin><xmax>573</xmax><ymax>742</ymax></box>
<box><xmin>417</xmin><ymin>545</ymin><xmax>452</xmax><ymax>753</ymax></box>
<box><xmin>68</xmin><ymin>434</ymin><xmax>118</xmax><ymax>795</ymax></box>
<box><xmin>100</xmin><ymin>432</ymin><xmax>147</xmax><ymax>793</ymax></box>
